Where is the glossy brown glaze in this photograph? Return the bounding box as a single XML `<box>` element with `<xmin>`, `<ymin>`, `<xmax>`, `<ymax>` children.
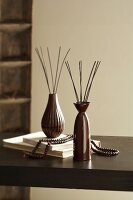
<box><xmin>73</xmin><ymin>102</ymin><xmax>91</xmax><ymax>161</ymax></box>
<box><xmin>41</xmin><ymin>93</ymin><xmax>65</xmax><ymax>138</ymax></box>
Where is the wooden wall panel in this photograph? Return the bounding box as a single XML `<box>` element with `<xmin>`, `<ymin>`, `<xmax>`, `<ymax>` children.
<box><xmin>0</xmin><ymin>100</ymin><xmax>30</xmax><ymax>133</ymax></box>
<box><xmin>0</xmin><ymin>29</ymin><xmax>31</xmax><ymax>61</ymax></box>
<box><xmin>0</xmin><ymin>0</ymin><xmax>32</xmax><ymax>199</ymax></box>
<box><xmin>0</xmin><ymin>64</ymin><xmax>31</xmax><ymax>98</ymax></box>
<box><xmin>0</xmin><ymin>0</ymin><xmax>32</xmax><ymax>23</ymax></box>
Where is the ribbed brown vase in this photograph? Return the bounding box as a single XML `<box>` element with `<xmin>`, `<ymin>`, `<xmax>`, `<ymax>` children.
<box><xmin>41</xmin><ymin>93</ymin><xmax>65</xmax><ymax>138</ymax></box>
<box><xmin>73</xmin><ymin>102</ymin><xmax>91</xmax><ymax>161</ymax></box>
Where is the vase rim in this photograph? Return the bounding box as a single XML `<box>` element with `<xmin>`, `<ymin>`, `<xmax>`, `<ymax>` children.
<box><xmin>49</xmin><ymin>93</ymin><xmax>57</xmax><ymax>95</ymax></box>
<box><xmin>74</xmin><ymin>101</ymin><xmax>90</xmax><ymax>105</ymax></box>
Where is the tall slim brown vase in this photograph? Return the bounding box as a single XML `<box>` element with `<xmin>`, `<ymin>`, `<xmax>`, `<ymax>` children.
<box><xmin>41</xmin><ymin>93</ymin><xmax>65</xmax><ymax>138</ymax></box>
<box><xmin>73</xmin><ymin>102</ymin><xmax>91</xmax><ymax>161</ymax></box>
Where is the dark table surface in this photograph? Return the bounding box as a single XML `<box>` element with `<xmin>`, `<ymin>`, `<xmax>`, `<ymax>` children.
<box><xmin>0</xmin><ymin>133</ymin><xmax>133</xmax><ymax>191</ymax></box>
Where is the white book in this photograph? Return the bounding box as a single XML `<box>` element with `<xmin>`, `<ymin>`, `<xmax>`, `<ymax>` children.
<box><xmin>3</xmin><ymin>132</ymin><xmax>73</xmax><ymax>158</ymax></box>
<box><xmin>23</xmin><ymin>132</ymin><xmax>73</xmax><ymax>151</ymax></box>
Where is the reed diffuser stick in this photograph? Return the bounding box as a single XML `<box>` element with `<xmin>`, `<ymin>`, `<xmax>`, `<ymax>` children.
<box><xmin>65</xmin><ymin>61</ymin><xmax>79</xmax><ymax>102</ymax></box>
<box><xmin>53</xmin><ymin>46</ymin><xmax>61</xmax><ymax>93</ymax></box>
<box><xmin>85</xmin><ymin>61</ymin><xmax>101</xmax><ymax>101</ymax></box>
<box><xmin>79</xmin><ymin>61</ymin><xmax>82</xmax><ymax>102</ymax></box>
<box><xmin>55</xmin><ymin>48</ymin><xmax>71</xmax><ymax>93</ymax></box>
<box><xmin>83</xmin><ymin>61</ymin><xmax>96</xmax><ymax>101</ymax></box>
<box><xmin>35</xmin><ymin>48</ymin><xmax>51</xmax><ymax>93</ymax></box>
<box><xmin>36</xmin><ymin>47</ymin><xmax>70</xmax><ymax>94</ymax></box>
<box><xmin>47</xmin><ymin>47</ymin><xmax>54</xmax><ymax>93</ymax></box>
<box><xmin>40</xmin><ymin>47</ymin><xmax>50</xmax><ymax>92</ymax></box>
<box><xmin>66</xmin><ymin>60</ymin><xmax>101</xmax><ymax>103</ymax></box>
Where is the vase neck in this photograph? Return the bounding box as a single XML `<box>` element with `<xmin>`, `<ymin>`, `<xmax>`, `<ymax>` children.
<box><xmin>47</xmin><ymin>93</ymin><xmax>58</xmax><ymax>104</ymax></box>
<box><xmin>74</xmin><ymin>102</ymin><xmax>90</xmax><ymax>112</ymax></box>
<box><xmin>49</xmin><ymin>93</ymin><xmax>57</xmax><ymax>96</ymax></box>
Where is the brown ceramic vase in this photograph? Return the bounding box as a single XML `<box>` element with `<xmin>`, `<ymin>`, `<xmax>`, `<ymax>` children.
<box><xmin>41</xmin><ymin>93</ymin><xmax>65</xmax><ymax>138</ymax></box>
<box><xmin>73</xmin><ymin>102</ymin><xmax>91</xmax><ymax>161</ymax></box>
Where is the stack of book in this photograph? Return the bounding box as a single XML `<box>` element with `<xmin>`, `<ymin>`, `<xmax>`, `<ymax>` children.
<box><xmin>3</xmin><ymin>132</ymin><xmax>101</xmax><ymax>159</ymax></box>
<box><xmin>3</xmin><ymin>132</ymin><xmax>73</xmax><ymax>158</ymax></box>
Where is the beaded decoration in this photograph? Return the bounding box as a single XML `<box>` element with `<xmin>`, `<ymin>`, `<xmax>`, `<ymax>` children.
<box><xmin>24</xmin><ymin>135</ymin><xmax>119</xmax><ymax>159</ymax></box>
<box><xmin>91</xmin><ymin>140</ymin><xmax>119</xmax><ymax>156</ymax></box>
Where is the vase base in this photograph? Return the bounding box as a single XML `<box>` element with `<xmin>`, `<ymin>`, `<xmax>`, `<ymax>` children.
<box><xmin>73</xmin><ymin>156</ymin><xmax>91</xmax><ymax>161</ymax></box>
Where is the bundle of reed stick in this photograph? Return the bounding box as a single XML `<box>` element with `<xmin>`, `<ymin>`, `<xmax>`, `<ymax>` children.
<box><xmin>35</xmin><ymin>47</ymin><xmax>70</xmax><ymax>94</ymax></box>
<box><xmin>65</xmin><ymin>60</ymin><xmax>101</xmax><ymax>102</ymax></box>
